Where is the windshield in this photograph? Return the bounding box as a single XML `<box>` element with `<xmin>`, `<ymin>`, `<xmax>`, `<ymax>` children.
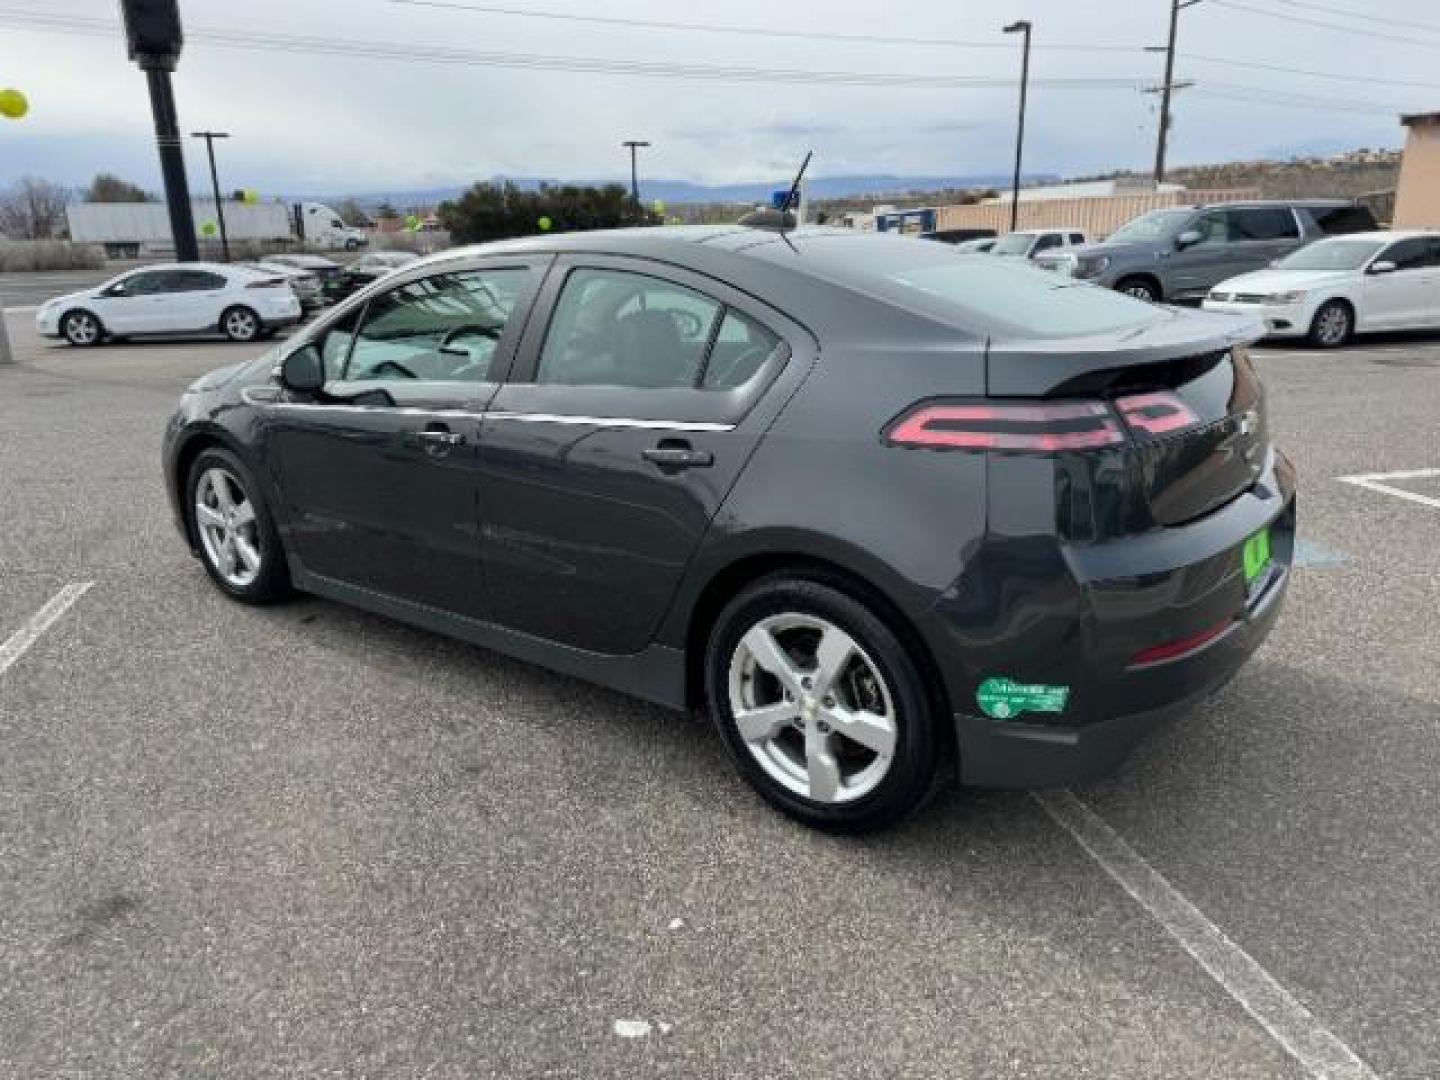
<box><xmin>991</xmin><ymin>233</ymin><xmax>1035</xmax><ymax>255</ymax></box>
<box><xmin>1108</xmin><ymin>209</ymin><xmax>1193</xmax><ymax>243</ymax></box>
<box><xmin>1275</xmin><ymin>238</ymin><xmax>1386</xmax><ymax>271</ymax></box>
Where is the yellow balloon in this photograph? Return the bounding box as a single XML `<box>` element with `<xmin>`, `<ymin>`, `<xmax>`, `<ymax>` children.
<box><xmin>0</xmin><ymin>87</ymin><xmax>28</xmax><ymax>120</ymax></box>
<box><xmin>242</xmin><ymin>189</ymin><xmax>259</xmax><ymax>205</ymax></box>
<box><xmin>537</xmin><ymin>216</ymin><xmax>553</xmax><ymax>231</ymax></box>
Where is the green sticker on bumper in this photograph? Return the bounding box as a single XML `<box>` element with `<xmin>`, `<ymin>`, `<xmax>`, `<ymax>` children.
<box><xmin>1243</xmin><ymin>527</ymin><xmax>1272</xmax><ymax>583</ymax></box>
<box><xmin>977</xmin><ymin>677</ymin><xmax>1070</xmax><ymax>720</ymax></box>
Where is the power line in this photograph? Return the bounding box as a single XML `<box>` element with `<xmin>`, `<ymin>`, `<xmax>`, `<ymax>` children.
<box><xmin>1208</xmin><ymin>0</ymin><xmax>1440</xmax><ymax>49</ymax></box>
<box><xmin>385</xmin><ymin>0</ymin><xmax>1145</xmax><ymax>53</ymax></box>
<box><xmin>1183</xmin><ymin>51</ymin><xmax>1440</xmax><ymax>90</ymax></box>
<box><xmin>0</xmin><ymin>10</ymin><xmax>1150</xmax><ymax>91</ymax></box>
<box><xmin>1257</xmin><ymin>0</ymin><xmax>1440</xmax><ymax>35</ymax></box>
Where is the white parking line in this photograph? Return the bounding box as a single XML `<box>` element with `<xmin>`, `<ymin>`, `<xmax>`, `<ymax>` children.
<box><xmin>1034</xmin><ymin>790</ymin><xmax>1378</xmax><ymax>1080</ymax></box>
<box><xmin>1336</xmin><ymin>468</ymin><xmax>1440</xmax><ymax>511</ymax></box>
<box><xmin>0</xmin><ymin>582</ymin><xmax>94</xmax><ymax>676</ymax></box>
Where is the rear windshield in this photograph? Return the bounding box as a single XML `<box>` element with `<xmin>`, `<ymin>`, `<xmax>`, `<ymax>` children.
<box><xmin>790</xmin><ymin>236</ymin><xmax>1164</xmax><ymax>339</ymax></box>
<box><xmin>990</xmin><ymin>233</ymin><xmax>1036</xmax><ymax>255</ymax></box>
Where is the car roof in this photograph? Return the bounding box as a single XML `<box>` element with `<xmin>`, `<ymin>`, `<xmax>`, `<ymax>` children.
<box><xmin>1194</xmin><ymin>198</ymin><xmax>1359</xmax><ymax>209</ymax></box>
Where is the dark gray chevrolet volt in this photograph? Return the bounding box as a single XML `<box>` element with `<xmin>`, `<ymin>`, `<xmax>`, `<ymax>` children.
<box><xmin>163</xmin><ymin>226</ymin><xmax>1295</xmax><ymax>831</ymax></box>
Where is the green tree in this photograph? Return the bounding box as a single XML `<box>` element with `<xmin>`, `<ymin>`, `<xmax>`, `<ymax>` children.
<box><xmin>438</xmin><ymin>181</ymin><xmax>659</xmax><ymax>244</ymax></box>
<box><xmin>84</xmin><ymin>173</ymin><xmax>153</xmax><ymax>202</ymax></box>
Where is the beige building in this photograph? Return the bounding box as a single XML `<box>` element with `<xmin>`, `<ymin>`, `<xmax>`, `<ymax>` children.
<box><xmin>1393</xmin><ymin>111</ymin><xmax>1440</xmax><ymax>228</ymax></box>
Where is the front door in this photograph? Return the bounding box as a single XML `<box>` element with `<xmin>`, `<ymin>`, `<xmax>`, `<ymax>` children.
<box><xmin>263</xmin><ymin>260</ymin><xmax>545</xmax><ymax>618</ymax></box>
<box><xmin>478</xmin><ymin>257</ymin><xmax>801</xmax><ymax>655</ymax></box>
<box><xmin>93</xmin><ymin>269</ymin><xmax>171</xmax><ymax>333</ymax></box>
<box><xmin>1362</xmin><ymin>237</ymin><xmax>1433</xmax><ymax>330</ymax></box>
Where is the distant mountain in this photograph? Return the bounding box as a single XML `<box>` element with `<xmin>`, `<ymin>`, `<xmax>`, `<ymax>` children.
<box><xmin>302</xmin><ymin>172</ymin><xmax>1058</xmax><ymax>209</ymax></box>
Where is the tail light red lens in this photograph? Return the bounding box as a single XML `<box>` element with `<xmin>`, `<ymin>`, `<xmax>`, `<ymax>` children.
<box><xmin>887</xmin><ymin>401</ymin><xmax>1125</xmax><ymax>452</ymax></box>
<box><xmin>1115</xmin><ymin>390</ymin><xmax>1201</xmax><ymax>438</ymax></box>
<box><xmin>1129</xmin><ymin>619</ymin><xmax>1233</xmax><ymax>667</ymax></box>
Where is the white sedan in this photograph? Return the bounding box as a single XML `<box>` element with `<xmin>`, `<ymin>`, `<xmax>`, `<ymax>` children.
<box><xmin>1203</xmin><ymin>230</ymin><xmax>1440</xmax><ymax>348</ymax></box>
<box><xmin>36</xmin><ymin>262</ymin><xmax>302</xmax><ymax>347</ymax></box>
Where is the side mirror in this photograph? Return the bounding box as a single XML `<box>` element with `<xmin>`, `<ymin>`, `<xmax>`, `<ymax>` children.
<box><xmin>280</xmin><ymin>345</ymin><xmax>325</xmax><ymax>393</ymax></box>
<box><xmin>1368</xmin><ymin>260</ymin><xmax>1396</xmax><ymax>275</ymax></box>
<box><xmin>1176</xmin><ymin>229</ymin><xmax>1203</xmax><ymax>249</ymax></box>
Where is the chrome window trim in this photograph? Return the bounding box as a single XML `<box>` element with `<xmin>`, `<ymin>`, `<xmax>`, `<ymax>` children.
<box><xmin>252</xmin><ymin>395</ymin><xmax>734</xmax><ymax>432</ymax></box>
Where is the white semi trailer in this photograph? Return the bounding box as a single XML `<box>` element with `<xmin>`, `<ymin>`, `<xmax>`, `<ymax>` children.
<box><xmin>66</xmin><ymin>200</ymin><xmax>368</xmax><ymax>257</ymax></box>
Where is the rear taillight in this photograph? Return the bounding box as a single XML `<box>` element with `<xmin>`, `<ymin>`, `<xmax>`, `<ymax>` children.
<box><xmin>886</xmin><ymin>401</ymin><xmax>1125</xmax><ymax>452</ymax></box>
<box><xmin>1114</xmin><ymin>390</ymin><xmax>1201</xmax><ymax>438</ymax></box>
<box><xmin>246</xmin><ymin>277</ymin><xmax>289</xmax><ymax>290</ymax></box>
<box><xmin>1129</xmin><ymin>618</ymin><xmax>1233</xmax><ymax>668</ymax></box>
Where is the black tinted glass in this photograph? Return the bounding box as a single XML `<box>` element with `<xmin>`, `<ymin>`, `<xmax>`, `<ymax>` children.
<box><xmin>1228</xmin><ymin>209</ymin><xmax>1299</xmax><ymax>241</ymax></box>
<box><xmin>1310</xmin><ymin>205</ymin><xmax>1376</xmax><ymax>235</ymax></box>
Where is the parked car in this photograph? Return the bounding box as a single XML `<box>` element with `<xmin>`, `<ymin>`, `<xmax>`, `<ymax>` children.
<box><xmin>989</xmin><ymin>228</ymin><xmax>1089</xmax><ymax>259</ymax></box>
<box><xmin>1203</xmin><ymin>231</ymin><xmax>1440</xmax><ymax>347</ymax></box>
<box><xmin>952</xmin><ymin>237</ymin><xmax>997</xmax><ymax>253</ymax></box>
<box><xmin>324</xmin><ymin>251</ymin><xmax>421</xmax><ymax>302</ymax></box>
<box><xmin>247</xmin><ymin>261</ymin><xmax>323</xmax><ymax>310</ymax></box>
<box><xmin>1034</xmin><ymin>199</ymin><xmax>1379</xmax><ymax>302</ymax></box>
<box><xmin>263</xmin><ymin>253</ymin><xmax>345</xmax><ymax>302</ymax></box>
<box><xmin>162</xmin><ymin>227</ymin><xmax>1293</xmax><ymax>832</ymax></box>
<box><xmin>37</xmin><ymin>262</ymin><xmax>301</xmax><ymax>346</ymax></box>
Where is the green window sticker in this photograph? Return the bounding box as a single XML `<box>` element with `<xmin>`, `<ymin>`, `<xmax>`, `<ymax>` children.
<box><xmin>976</xmin><ymin>677</ymin><xmax>1070</xmax><ymax>720</ymax></box>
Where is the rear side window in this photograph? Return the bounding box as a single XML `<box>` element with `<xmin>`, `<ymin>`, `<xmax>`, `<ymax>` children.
<box><xmin>1309</xmin><ymin>205</ymin><xmax>1377</xmax><ymax>235</ymax></box>
<box><xmin>164</xmin><ymin>269</ymin><xmax>226</xmax><ymax>292</ymax></box>
<box><xmin>1069</xmin><ymin>233</ymin><xmax>1085</xmax><ymax>244</ymax></box>
<box><xmin>703</xmin><ymin>310</ymin><xmax>781</xmax><ymax>390</ymax></box>
<box><xmin>1228</xmin><ymin>208</ymin><xmax>1299</xmax><ymax>241</ymax></box>
<box><xmin>538</xmin><ymin>269</ymin><xmax>723</xmax><ymax>388</ymax></box>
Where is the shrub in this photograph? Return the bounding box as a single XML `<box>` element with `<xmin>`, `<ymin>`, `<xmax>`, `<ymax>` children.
<box><xmin>0</xmin><ymin>240</ymin><xmax>106</xmax><ymax>272</ymax></box>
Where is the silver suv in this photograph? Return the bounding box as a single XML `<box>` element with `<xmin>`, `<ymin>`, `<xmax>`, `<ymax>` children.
<box><xmin>1033</xmin><ymin>200</ymin><xmax>1377</xmax><ymax>302</ymax></box>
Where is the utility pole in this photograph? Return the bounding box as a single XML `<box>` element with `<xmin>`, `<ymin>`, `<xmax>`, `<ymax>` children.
<box><xmin>622</xmin><ymin>140</ymin><xmax>650</xmax><ymax>208</ymax></box>
<box><xmin>191</xmin><ymin>130</ymin><xmax>231</xmax><ymax>261</ymax></box>
<box><xmin>121</xmin><ymin>0</ymin><xmax>198</xmax><ymax>261</ymax></box>
<box><xmin>1003</xmin><ymin>20</ymin><xmax>1032</xmax><ymax>233</ymax></box>
<box><xmin>1148</xmin><ymin>0</ymin><xmax>1201</xmax><ymax>185</ymax></box>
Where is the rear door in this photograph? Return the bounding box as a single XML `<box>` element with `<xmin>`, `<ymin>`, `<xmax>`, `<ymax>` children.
<box><xmin>478</xmin><ymin>256</ymin><xmax>802</xmax><ymax>654</ymax></box>
<box><xmin>1362</xmin><ymin>237</ymin><xmax>1432</xmax><ymax>329</ymax></box>
<box><xmin>160</xmin><ymin>268</ymin><xmax>229</xmax><ymax>331</ymax></box>
<box><xmin>1227</xmin><ymin>207</ymin><xmax>1304</xmax><ymax>273</ymax></box>
<box><xmin>264</xmin><ymin>259</ymin><xmax>546</xmax><ymax>617</ymax></box>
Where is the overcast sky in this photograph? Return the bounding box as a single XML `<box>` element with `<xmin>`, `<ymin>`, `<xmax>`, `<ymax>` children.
<box><xmin>1</xmin><ymin>0</ymin><xmax>1435</xmax><ymax>196</ymax></box>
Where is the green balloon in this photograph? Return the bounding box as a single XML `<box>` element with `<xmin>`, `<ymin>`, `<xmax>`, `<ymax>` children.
<box><xmin>200</xmin><ymin>220</ymin><xmax>217</xmax><ymax>237</ymax></box>
<box><xmin>537</xmin><ymin>216</ymin><xmax>553</xmax><ymax>231</ymax></box>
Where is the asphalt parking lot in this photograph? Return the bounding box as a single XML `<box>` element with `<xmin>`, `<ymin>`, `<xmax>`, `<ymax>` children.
<box><xmin>1</xmin><ymin>303</ymin><xmax>1438</xmax><ymax>1079</ymax></box>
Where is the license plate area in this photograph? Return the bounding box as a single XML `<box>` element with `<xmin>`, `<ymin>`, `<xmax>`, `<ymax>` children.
<box><xmin>1242</xmin><ymin>526</ymin><xmax>1274</xmax><ymax>602</ymax></box>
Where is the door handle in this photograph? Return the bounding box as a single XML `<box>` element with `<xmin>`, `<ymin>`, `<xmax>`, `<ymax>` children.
<box><xmin>642</xmin><ymin>439</ymin><xmax>713</xmax><ymax>471</ymax></box>
<box><xmin>407</xmin><ymin>424</ymin><xmax>467</xmax><ymax>456</ymax></box>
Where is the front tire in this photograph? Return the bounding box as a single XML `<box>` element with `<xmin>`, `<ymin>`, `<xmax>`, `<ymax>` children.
<box><xmin>220</xmin><ymin>305</ymin><xmax>261</xmax><ymax>343</ymax></box>
<box><xmin>1308</xmin><ymin>300</ymin><xmax>1352</xmax><ymax>348</ymax></box>
<box><xmin>1116</xmin><ymin>276</ymin><xmax>1161</xmax><ymax>303</ymax></box>
<box><xmin>185</xmin><ymin>447</ymin><xmax>291</xmax><ymax>603</ymax></box>
<box><xmin>705</xmin><ymin>575</ymin><xmax>945</xmax><ymax>832</ymax></box>
<box><xmin>61</xmin><ymin>309</ymin><xmax>104</xmax><ymax>347</ymax></box>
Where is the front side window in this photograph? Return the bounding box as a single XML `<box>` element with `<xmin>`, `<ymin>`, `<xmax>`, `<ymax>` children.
<box><xmin>1377</xmin><ymin>238</ymin><xmax>1429</xmax><ymax>271</ymax></box>
<box><xmin>1228</xmin><ymin>208</ymin><xmax>1300</xmax><ymax>241</ymax></box>
<box><xmin>1032</xmin><ymin>234</ymin><xmax>1062</xmax><ymax>253</ymax></box>
<box><xmin>343</xmin><ymin>268</ymin><xmax>528</xmax><ymax>383</ymax></box>
<box><xmin>537</xmin><ymin>269</ymin><xmax>724</xmax><ymax>388</ymax></box>
<box><xmin>117</xmin><ymin>270</ymin><xmax>170</xmax><ymax>296</ymax></box>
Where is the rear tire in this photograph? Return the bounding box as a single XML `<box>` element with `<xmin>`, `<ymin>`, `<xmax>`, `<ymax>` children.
<box><xmin>185</xmin><ymin>447</ymin><xmax>292</xmax><ymax>604</ymax></box>
<box><xmin>61</xmin><ymin>309</ymin><xmax>104</xmax><ymax>347</ymax></box>
<box><xmin>705</xmin><ymin>574</ymin><xmax>944</xmax><ymax>833</ymax></box>
<box><xmin>1307</xmin><ymin>300</ymin><xmax>1352</xmax><ymax>348</ymax></box>
<box><xmin>220</xmin><ymin>305</ymin><xmax>261</xmax><ymax>343</ymax></box>
<box><xmin>1116</xmin><ymin>276</ymin><xmax>1161</xmax><ymax>303</ymax></box>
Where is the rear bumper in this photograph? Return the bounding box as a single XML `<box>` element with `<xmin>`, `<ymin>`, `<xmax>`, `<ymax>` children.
<box><xmin>944</xmin><ymin>448</ymin><xmax>1297</xmax><ymax>788</ymax></box>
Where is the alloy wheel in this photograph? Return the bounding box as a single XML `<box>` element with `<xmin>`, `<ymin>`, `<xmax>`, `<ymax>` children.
<box><xmin>64</xmin><ymin>312</ymin><xmax>99</xmax><ymax>345</ymax></box>
<box><xmin>194</xmin><ymin>467</ymin><xmax>263</xmax><ymax>588</ymax></box>
<box><xmin>727</xmin><ymin>613</ymin><xmax>898</xmax><ymax>804</ymax></box>
<box><xmin>224</xmin><ymin>308</ymin><xmax>259</xmax><ymax>341</ymax></box>
<box><xmin>1315</xmin><ymin>304</ymin><xmax>1349</xmax><ymax>346</ymax></box>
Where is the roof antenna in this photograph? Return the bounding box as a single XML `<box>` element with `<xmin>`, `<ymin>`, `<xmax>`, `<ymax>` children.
<box><xmin>779</xmin><ymin>150</ymin><xmax>813</xmax><ymax>237</ymax></box>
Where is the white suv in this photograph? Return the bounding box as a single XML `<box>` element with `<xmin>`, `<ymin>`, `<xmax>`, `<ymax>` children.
<box><xmin>989</xmin><ymin>228</ymin><xmax>1089</xmax><ymax>259</ymax></box>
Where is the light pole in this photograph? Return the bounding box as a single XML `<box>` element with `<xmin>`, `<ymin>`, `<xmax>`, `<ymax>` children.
<box><xmin>1003</xmin><ymin>20</ymin><xmax>1032</xmax><ymax>233</ymax></box>
<box><xmin>191</xmin><ymin>130</ymin><xmax>231</xmax><ymax>261</ymax></box>
<box><xmin>622</xmin><ymin>140</ymin><xmax>650</xmax><ymax>208</ymax></box>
